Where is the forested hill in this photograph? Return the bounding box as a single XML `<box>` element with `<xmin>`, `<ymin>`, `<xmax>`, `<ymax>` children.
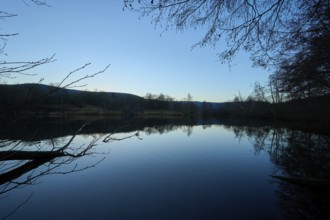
<box><xmin>0</xmin><ymin>83</ymin><xmax>223</xmax><ymax>116</ymax></box>
<box><xmin>0</xmin><ymin>83</ymin><xmax>143</xmax><ymax>111</ymax></box>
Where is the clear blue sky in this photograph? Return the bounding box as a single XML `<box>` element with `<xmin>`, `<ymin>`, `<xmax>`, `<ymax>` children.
<box><xmin>2</xmin><ymin>0</ymin><xmax>270</xmax><ymax>102</ymax></box>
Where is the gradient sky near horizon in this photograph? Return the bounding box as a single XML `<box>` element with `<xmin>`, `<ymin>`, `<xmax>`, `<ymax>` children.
<box><xmin>2</xmin><ymin>0</ymin><xmax>270</xmax><ymax>102</ymax></box>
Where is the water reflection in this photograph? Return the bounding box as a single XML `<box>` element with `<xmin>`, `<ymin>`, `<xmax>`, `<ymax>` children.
<box><xmin>0</xmin><ymin>117</ymin><xmax>329</xmax><ymax>219</ymax></box>
<box><xmin>224</xmin><ymin>124</ymin><xmax>330</xmax><ymax>180</ymax></box>
<box><xmin>0</xmin><ymin>117</ymin><xmax>201</xmax><ymax>141</ymax></box>
<box><xmin>144</xmin><ymin>124</ymin><xmax>194</xmax><ymax>137</ymax></box>
<box><xmin>224</xmin><ymin>123</ymin><xmax>330</xmax><ymax>219</ymax></box>
<box><xmin>0</xmin><ymin>118</ymin><xmax>141</xmax><ymax>219</ymax></box>
<box><xmin>0</xmin><ymin>125</ymin><xmax>108</xmax><ymax>219</ymax></box>
<box><xmin>0</xmin><ymin>118</ymin><xmax>197</xmax><ymax>199</ymax></box>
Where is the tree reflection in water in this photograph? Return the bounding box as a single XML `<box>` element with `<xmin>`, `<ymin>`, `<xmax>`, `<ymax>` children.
<box><xmin>0</xmin><ymin>119</ymin><xmax>141</xmax><ymax>219</ymax></box>
<box><xmin>0</xmin><ymin>125</ymin><xmax>103</xmax><ymax>219</ymax></box>
<box><xmin>225</xmin><ymin>123</ymin><xmax>330</xmax><ymax>219</ymax></box>
<box><xmin>143</xmin><ymin>124</ymin><xmax>194</xmax><ymax>137</ymax></box>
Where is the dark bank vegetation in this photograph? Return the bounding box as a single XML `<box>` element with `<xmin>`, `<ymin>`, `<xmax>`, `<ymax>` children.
<box><xmin>220</xmin><ymin>89</ymin><xmax>330</xmax><ymax>133</ymax></box>
<box><xmin>1</xmin><ymin>82</ymin><xmax>329</xmax><ymax>135</ymax></box>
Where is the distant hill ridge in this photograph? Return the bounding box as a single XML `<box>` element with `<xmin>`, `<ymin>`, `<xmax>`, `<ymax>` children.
<box><xmin>0</xmin><ymin>83</ymin><xmax>144</xmax><ymax>99</ymax></box>
<box><xmin>0</xmin><ymin>83</ymin><xmax>224</xmax><ymax>116</ymax></box>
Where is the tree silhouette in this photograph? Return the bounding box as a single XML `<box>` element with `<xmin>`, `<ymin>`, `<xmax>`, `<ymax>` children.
<box><xmin>124</xmin><ymin>0</ymin><xmax>329</xmax><ymax>67</ymax></box>
<box><xmin>271</xmin><ymin>9</ymin><xmax>330</xmax><ymax>99</ymax></box>
<box><xmin>0</xmin><ymin>124</ymin><xmax>106</xmax><ymax>219</ymax></box>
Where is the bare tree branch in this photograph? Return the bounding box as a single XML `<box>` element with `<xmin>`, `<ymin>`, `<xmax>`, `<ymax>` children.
<box><xmin>0</xmin><ymin>63</ymin><xmax>111</xmax><ymax>116</ymax></box>
<box><xmin>0</xmin><ymin>55</ymin><xmax>56</xmax><ymax>79</ymax></box>
<box><xmin>124</xmin><ymin>0</ymin><xmax>330</xmax><ymax>67</ymax></box>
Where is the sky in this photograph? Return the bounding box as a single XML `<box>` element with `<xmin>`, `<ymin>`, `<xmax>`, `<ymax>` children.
<box><xmin>1</xmin><ymin>0</ymin><xmax>270</xmax><ymax>102</ymax></box>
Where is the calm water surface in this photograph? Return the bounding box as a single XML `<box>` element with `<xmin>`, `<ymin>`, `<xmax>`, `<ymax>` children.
<box><xmin>0</xmin><ymin>119</ymin><xmax>329</xmax><ymax>219</ymax></box>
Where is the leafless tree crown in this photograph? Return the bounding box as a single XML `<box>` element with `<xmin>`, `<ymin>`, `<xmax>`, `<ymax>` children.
<box><xmin>124</xmin><ymin>0</ymin><xmax>329</xmax><ymax>67</ymax></box>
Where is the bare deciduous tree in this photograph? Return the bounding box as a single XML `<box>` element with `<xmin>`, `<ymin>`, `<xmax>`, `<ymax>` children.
<box><xmin>124</xmin><ymin>0</ymin><xmax>329</xmax><ymax>67</ymax></box>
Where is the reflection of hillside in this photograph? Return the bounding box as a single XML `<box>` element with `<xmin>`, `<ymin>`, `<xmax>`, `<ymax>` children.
<box><xmin>143</xmin><ymin>124</ymin><xmax>183</xmax><ymax>135</ymax></box>
<box><xmin>2</xmin><ymin>116</ymin><xmax>328</xmax><ymax>142</ymax></box>
<box><xmin>0</xmin><ymin>117</ymin><xmax>220</xmax><ymax>141</ymax></box>
<box><xmin>143</xmin><ymin>124</ymin><xmax>194</xmax><ymax>137</ymax></box>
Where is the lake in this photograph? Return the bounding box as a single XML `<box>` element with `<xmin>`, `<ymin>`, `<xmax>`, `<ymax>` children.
<box><xmin>0</xmin><ymin>117</ymin><xmax>329</xmax><ymax>220</ymax></box>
